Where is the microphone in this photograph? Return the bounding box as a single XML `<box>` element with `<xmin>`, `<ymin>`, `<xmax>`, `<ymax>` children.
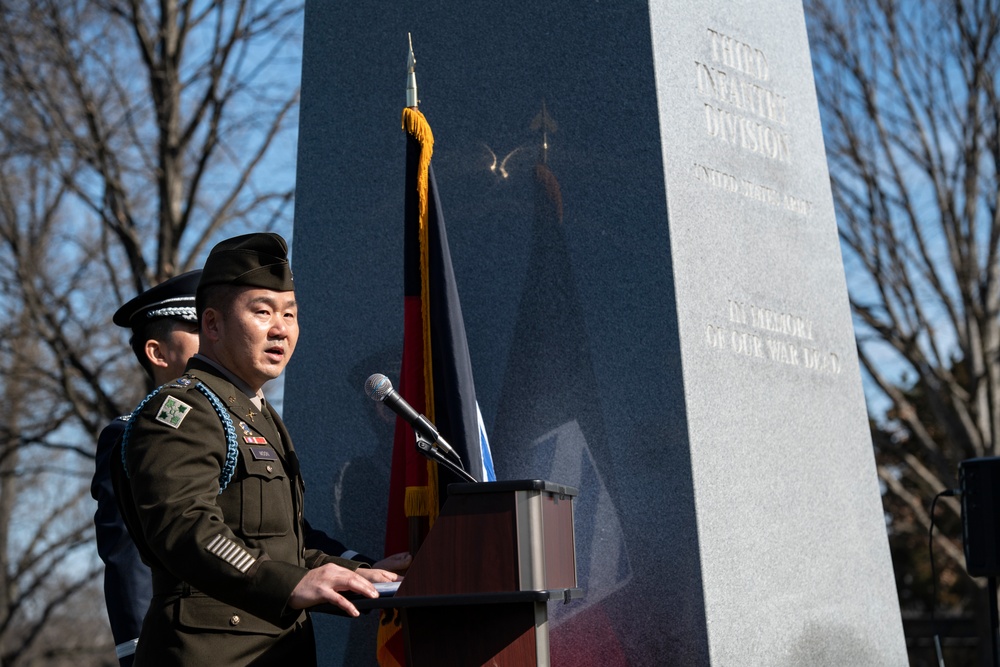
<box><xmin>364</xmin><ymin>373</ymin><xmax>460</xmax><ymax>463</ymax></box>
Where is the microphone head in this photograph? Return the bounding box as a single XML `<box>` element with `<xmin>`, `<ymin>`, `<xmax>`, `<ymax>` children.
<box><xmin>364</xmin><ymin>373</ymin><xmax>393</xmax><ymax>402</ymax></box>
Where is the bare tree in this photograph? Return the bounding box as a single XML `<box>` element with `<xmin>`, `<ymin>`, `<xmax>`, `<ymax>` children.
<box><xmin>0</xmin><ymin>1</ymin><xmax>302</xmax><ymax>663</ymax></box>
<box><xmin>805</xmin><ymin>0</ymin><xmax>1000</xmax><ymax>662</ymax></box>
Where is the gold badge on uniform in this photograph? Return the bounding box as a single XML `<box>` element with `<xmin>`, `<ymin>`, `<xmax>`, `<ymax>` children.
<box><xmin>156</xmin><ymin>396</ymin><xmax>194</xmax><ymax>429</ymax></box>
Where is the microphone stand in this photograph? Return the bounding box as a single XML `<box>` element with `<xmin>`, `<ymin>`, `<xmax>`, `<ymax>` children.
<box><xmin>414</xmin><ymin>435</ymin><xmax>477</xmax><ymax>483</ymax></box>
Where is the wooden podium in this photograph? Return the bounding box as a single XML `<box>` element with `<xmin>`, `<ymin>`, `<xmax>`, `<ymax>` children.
<box><xmin>355</xmin><ymin>480</ymin><xmax>582</xmax><ymax>666</ymax></box>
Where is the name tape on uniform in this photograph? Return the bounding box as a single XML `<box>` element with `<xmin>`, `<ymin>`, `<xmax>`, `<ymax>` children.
<box><xmin>249</xmin><ymin>446</ymin><xmax>277</xmax><ymax>460</ymax></box>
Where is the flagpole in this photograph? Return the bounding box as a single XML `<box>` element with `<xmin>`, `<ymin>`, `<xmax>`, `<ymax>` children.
<box><xmin>377</xmin><ymin>37</ymin><xmax>430</xmax><ymax>667</ymax></box>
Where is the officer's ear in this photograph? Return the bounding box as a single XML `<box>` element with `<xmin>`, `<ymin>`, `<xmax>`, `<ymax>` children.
<box><xmin>144</xmin><ymin>339</ymin><xmax>170</xmax><ymax>369</ymax></box>
<box><xmin>202</xmin><ymin>307</ymin><xmax>223</xmax><ymax>344</ymax></box>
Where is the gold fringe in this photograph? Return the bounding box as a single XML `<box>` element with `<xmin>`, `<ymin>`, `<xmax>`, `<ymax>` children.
<box><xmin>402</xmin><ymin>107</ymin><xmax>440</xmax><ymax>528</ymax></box>
<box><xmin>404</xmin><ymin>485</ymin><xmax>431</xmax><ymax>518</ymax></box>
<box><xmin>401</xmin><ymin>107</ymin><xmax>434</xmax><ymax>155</ymax></box>
<box><xmin>401</xmin><ymin>108</ymin><xmax>436</xmax><ymax>422</ymax></box>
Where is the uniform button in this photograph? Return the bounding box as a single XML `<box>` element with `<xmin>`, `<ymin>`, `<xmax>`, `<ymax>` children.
<box><xmin>266</xmin><ymin>464</ymin><xmax>274</xmax><ymax>473</ymax></box>
<box><xmin>230</xmin><ymin>614</ymin><xmax>241</xmax><ymax>626</ymax></box>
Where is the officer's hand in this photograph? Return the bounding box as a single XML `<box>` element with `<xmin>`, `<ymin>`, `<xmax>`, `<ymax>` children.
<box><xmin>288</xmin><ymin>563</ymin><xmax>378</xmax><ymax>617</ymax></box>
<box><xmin>372</xmin><ymin>551</ymin><xmax>412</xmax><ymax>573</ymax></box>
<box><xmin>355</xmin><ymin>567</ymin><xmax>401</xmax><ymax>583</ymax></box>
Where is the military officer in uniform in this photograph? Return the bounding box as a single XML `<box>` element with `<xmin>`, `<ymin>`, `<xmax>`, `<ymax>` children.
<box><xmin>95</xmin><ymin>269</ymin><xmax>407</xmax><ymax>666</ymax></box>
<box><xmin>114</xmin><ymin>233</ymin><xmax>397</xmax><ymax>665</ymax></box>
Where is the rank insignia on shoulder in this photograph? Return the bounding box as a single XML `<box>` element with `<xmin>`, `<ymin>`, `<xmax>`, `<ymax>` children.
<box><xmin>156</xmin><ymin>396</ymin><xmax>194</xmax><ymax>429</ymax></box>
<box><xmin>244</xmin><ymin>436</ymin><xmax>268</xmax><ymax>445</ymax></box>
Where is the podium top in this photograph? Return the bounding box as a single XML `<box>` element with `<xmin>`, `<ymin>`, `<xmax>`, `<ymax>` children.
<box><xmin>315</xmin><ymin>587</ymin><xmax>584</xmax><ymax>615</ymax></box>
<box><xmin>448</xmin><ymin>479</ymin><xmax>579</xmax><ymax>497</ymax></box>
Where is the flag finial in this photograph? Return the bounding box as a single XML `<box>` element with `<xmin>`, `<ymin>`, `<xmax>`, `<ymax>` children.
<box><xmin>406</xmin><ymin>33</ymin><xmax>418</xmax><ymax>108</ymax></box>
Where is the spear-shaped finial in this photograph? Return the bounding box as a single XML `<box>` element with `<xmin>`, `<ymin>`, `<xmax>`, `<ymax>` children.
<box><xmin>406</xmin><ymin>33</ymin><xmax>418</xmax><ymax>108</ymax></box>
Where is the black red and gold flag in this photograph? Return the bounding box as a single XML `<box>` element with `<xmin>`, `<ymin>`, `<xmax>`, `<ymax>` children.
<box><xmin>377</xmin><ymin>106</ymin><xmax>495</xmax><ymax>667</ymax></box>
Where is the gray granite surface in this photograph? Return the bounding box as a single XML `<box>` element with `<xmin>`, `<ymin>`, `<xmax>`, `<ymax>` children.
<box><xmin>285</xmin><ymin>1</ymin><xmax>907</xmax><ymax>664</ymax></box>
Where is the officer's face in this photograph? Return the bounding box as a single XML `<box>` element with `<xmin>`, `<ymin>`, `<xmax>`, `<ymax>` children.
<box><xmin>207</xmin><ymin>287</ymin><xmax>299</xmax><ymax>391</ymax></box>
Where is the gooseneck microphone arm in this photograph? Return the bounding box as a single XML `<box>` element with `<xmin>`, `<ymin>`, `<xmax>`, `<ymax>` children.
<box><xmin>364</xmin><ymin>373</ymin><xmax>468</xmax><ymax>471</ymax></box>
<box><xmin>414</xmin><ymin>435</ymin><xmax>477</xmax><ymax>483</ymax></box>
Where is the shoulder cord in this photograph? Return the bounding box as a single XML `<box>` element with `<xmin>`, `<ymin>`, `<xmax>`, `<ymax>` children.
<box><xmin>120</xmin><ymin>385</ymin><xmax>164</xmax><ymax>479</ymax></box>
<box><xmin>195</xmin><ymin>383</ymin><xmax>239</xmax><ymax>493</ymax></box>
<box><xmin>120</xmin><ymin>382</ymin><xmax>239</xmax><ymax>493</ymax></box>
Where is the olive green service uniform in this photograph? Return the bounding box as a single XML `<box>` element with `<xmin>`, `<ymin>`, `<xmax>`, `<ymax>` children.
<box><xmin>115</xmin><ymin>357</ymin><xmax>359</xmax><ymax>666</ymax></box>
<box><xmin>112</xmin><ymin>233</ymin><xmax>360</xmax><ymax>666</ymax></box>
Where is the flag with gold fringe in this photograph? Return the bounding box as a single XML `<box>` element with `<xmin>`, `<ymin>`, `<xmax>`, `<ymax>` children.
<box><xmin>377</xmin><ymin>106</ymin><xmax>495</xmax><ymax>667</ymax></box>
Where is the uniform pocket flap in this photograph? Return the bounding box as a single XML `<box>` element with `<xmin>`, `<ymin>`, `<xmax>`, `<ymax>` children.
<box><xmin>176</xmin><ymin>595</ymin><xmax>282</xmax><ymax>636</ymax></box>
<box><xmin>242</xmin><ymin>451</ymin><xmax>286</xmax><ymax>480</ymax></box>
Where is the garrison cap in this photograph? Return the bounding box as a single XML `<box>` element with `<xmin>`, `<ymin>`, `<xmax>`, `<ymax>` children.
<box><xmin>198</xmin><ymin>232</ymin><xmax>294</xmax><ymax>295</ymax></box>
<box><xmin>113</xmin><ymin>270</ymin><xmax>202</xmax><ymax>329</ymax></box>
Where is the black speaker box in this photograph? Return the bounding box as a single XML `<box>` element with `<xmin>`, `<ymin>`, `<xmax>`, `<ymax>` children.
<box><xmin>960</xmin><ymin>457</ymin><xmax>1000</xmax><ymax>577</ymax></box>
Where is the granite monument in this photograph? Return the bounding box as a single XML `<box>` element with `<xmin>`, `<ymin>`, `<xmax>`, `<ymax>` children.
<box><xmin>285</xmin><ymin>1</ymin><xmax>907</xmax><ymax>664</ymax></box>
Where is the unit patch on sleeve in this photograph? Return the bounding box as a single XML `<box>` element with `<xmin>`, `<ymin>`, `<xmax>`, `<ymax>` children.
<box><xmin>156</xmin><ymin>396</ymin><xmax>194</xmax><ymax>429</ymax></box>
